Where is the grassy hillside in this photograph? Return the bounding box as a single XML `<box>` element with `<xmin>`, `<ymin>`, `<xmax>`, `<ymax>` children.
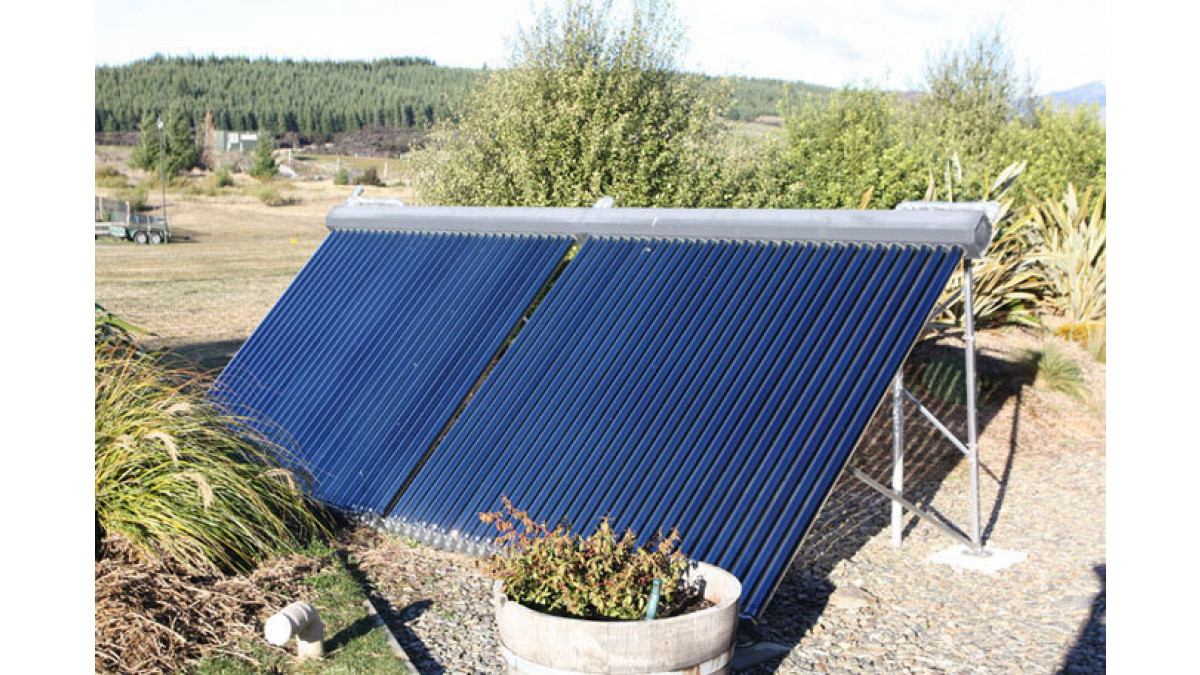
<box><xmin>725</xmin><ymin>75</ymin><xmax>830</xmax><ymax>120</ymax></box>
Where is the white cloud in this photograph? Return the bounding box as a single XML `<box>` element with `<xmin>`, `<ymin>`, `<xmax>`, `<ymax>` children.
<box><xmin>677</xmin><ymin>0</ymin><xmax>1104</xmax><ymax>91</ymax></box>
<box><xmin>96</xmin><ymin>0</ymin><xmax>1104</xmax><ymax>92</ymax></box>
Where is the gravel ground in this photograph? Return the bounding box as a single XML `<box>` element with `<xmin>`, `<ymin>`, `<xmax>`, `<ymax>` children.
<box><xmin>343</xmin><ymin>328</ymin><xmax>1106</xmax><ymax>674</ymax></box>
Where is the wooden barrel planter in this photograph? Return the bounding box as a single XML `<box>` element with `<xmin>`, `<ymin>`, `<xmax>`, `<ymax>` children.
<box><xmin>493</xmin><ymin>562</ymin><xmax>741</xmax><ymax>674</ymax></box>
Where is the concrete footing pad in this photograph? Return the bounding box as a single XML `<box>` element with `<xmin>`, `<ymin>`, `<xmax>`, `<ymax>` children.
<box><xmin>928</xmin><ymin>545</ymin><xmax>1027</xmax><ymax>573</ymax></box>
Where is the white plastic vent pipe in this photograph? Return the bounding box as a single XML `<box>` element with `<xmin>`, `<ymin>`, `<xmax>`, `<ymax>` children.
<box><xmin>264</xmin><ymin>601</ymin><xmax>325</xmax><ymax>659</ymax></box>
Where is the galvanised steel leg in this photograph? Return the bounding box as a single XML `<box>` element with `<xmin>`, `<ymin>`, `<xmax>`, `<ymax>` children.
<box><xmin>891</xmin><ymin>373</ymin><xmax>905</xmax><ymax>548</ymax></box>
<box><xmin>963</xmin><ymin>260</ymin><xmax>984</xmax><ymax>553</ymax></box>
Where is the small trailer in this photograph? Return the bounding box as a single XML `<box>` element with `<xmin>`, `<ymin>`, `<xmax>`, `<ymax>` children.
<box><xmin>95</xmin><ymin>196</ymin><xmax>171</xmax><ymax>244</ymax></box>
<box><xmin>105</xmin><ymin>215</ymin><xmax>171</xmax><ymax>244</ymax></box>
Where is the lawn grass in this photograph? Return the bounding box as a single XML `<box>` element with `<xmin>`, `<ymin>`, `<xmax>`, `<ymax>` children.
<box><xmin>194</xmin><ymin>541</ymin><xmax>412</xmax><ymax>675</ymax></box>
<box><xmin>94</xmin><ymin>162</ymin><xmax>414</xmax><ymax>370</ymax></box>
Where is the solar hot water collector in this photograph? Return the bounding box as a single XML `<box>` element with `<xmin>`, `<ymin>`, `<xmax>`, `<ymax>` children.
<box><xmin>215</xmin><ymin>203</ymin><xmax>993</xmax><ymax>619</ymax></box>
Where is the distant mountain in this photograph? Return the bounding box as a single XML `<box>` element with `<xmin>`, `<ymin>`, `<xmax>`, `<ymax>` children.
<box><xmin>1046</xmin><ymin>81</ymin><xmax>1105</xmax><ymax>121</ymax></box>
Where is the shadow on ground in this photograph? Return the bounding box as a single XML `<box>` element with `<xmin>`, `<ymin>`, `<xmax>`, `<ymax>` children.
<box><xmin>160</xmin><ymin>339</ymin><xmax>244</xmax><ymax>374</ymax></box>
<box><xmin>324</xmin><ymin>614</ymin><xmax>381</xmax><ymax>655</ymax></box>
<box><xmin>335</xmin><ymin>548</ymin><xmax>444</xmax><ymax>673</ymax></box>
<box><xmin>736</xmin><ymin>337</ymin><xmax>1036</xmax><ymax>673</ymax></box>
<box><xmin>1057</xmin><ymin>564</ymin><xmax>1106</xmax><ymax>674</ymax></box>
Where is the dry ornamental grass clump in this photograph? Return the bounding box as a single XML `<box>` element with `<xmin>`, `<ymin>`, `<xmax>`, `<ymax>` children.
<box><xmin>95</xmin><ymin>309</ymin><xmax>333</xmax><ymax>672</ymax></box>
<box><xmin>95</xmin><ymin>314</ymin><xmax>326</xmax><ymax>575</ymax></box>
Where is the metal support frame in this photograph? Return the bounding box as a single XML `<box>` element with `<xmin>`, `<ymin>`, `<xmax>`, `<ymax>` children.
<box><xmin>890</xmin><ymin>374</ymin><xmax>904</xmax><ymax>548</ymax></box>
<box><xmin>963</xmin><ymin>261</ymin><xmax>983</xmax><ymax>551</ymax></box>
<box><xmin>858</xmin><ymin>205</ymin><xmax>995</xmax><ymax>556</ymax></box>
<box><xmin>865</xmin><ymin>256</ymin><xmax>984</xmax><ymax>553</ymax></box>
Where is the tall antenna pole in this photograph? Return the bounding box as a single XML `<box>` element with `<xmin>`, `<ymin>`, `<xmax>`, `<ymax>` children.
<box><xmin>157</xmin><ymin>115</ymin><xmax>167</xmax><ymax>237</ymax></box>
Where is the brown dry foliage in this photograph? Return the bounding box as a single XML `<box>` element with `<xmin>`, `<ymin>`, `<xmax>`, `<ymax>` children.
<box><xmin>94</xmin><ymin>534</ymin><xmax>325</xmax><ymax>674</ymax></box>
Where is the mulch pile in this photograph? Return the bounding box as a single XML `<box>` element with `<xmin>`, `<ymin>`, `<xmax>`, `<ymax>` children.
<box><xmin>94</xmin><ymin>536</ymin><xmax>325</xmax><ymax>674</ymax></box>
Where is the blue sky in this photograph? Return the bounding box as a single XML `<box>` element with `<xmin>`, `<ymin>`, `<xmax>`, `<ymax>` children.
<box><xmin>95</xmin><ymin>0</ymin><xmax>1104</xmax><ymax>94</ymax></box>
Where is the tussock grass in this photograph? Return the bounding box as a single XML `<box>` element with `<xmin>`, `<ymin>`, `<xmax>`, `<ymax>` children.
<box><xmin>181</xmin><ymin>169</ymin><xmax>238</xmax><ymax>198</ymax></box>
<box><xmin>255</xmin><ymin>183</ymin><xmax>295</xmax><ymax>207</ymax></box>
<box><xmin>1019</xmin><ymin>344</ymin><xmax>1086</xmax><ymax>399</ymax></box>
<box><xmin>96</xmin><ymin>166</ymin><xmax>130</xmax><ymax>188</ymax></box>
<box><xmin>213</xmin><ymin>165</ymin><xmax>235</xmax><ymax>188</ymax></box>
<box><xmin>1054</xmin><ymin>319</ymin><xmax>1106</xmax><ymax>363</ymax></box>
<box><xmin>95</xmin><ymin>336</ymin><xmax>327</xmax><ymax>573</ymax></box>
<box><xmin>183</xmin><ymin>180</ymin><xmax>220</xmax><ymax>198</ymax></box>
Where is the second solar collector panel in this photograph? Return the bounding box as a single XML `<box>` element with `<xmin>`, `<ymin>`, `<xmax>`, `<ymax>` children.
<box><xmin>388</xmin><ymin>235</ymin><xmax>961</xmax><ymax>617</ymax></box>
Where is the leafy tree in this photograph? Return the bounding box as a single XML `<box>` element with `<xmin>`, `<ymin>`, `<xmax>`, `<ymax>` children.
<box><xmin>778</xmin><ymin>87</ymin><xmax>926</xmax><ymax>209</ymax></box>
<box><xmin>129</xmin><ymin>112</ymin><xmax>161</xmax><ymax>172</ymax></box>
<box><xmin>414</xmin><ymin>0</ymin><xmax>731</xmax><ymax>207</ymax></box>
<box><xmin>249</xmin><ymin>135</ymin><xmax>277</xmax><ymax>181</ymax></box>
<box><xmin>130</xmin><ymin>108</ymin><xmax>200</xmax><ymax>175</ymax></box>
<box><xmin>163</xmin><ymin>107</ymin><xmax>199</xmax><ymax>175</ymax></box>
<box><xmin>912</xmin><ymin>24</ymin><xmax>1037</xmax><ymax>197</ymax></box>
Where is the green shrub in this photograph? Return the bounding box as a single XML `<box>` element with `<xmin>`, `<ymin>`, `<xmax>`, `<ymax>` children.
<box><xmin>115</xmin><ymin>185</ymin><xmax>149</xmax><ymax>211</ymax></box>
<box><xmin>182</xmin><ymin>177</ymin><xmax>219</xmax><ymax>197</ymax></box>
<box><xmin>480</xmin><ymin>498</ymin><xmax>693</xmax><ymax>620</ymax></box>
<box><xmin>95</xmin><ymin>325</ymin><xmax>326</xmax><ymax>573</ymax></box>
<box><xmin>359</xmin><ymin>166</ymin><xmax>383</xmax><ymax>186</ymax></box>
<box><xmin>911</xmin><ymin>24</ymin><xmax>1036</xmax><ymax>199</ymax></box>
<box><xmin>213</xmin><ymin>165</ymin><xmax>234</xmax><ymax>188</ymax></box>
<box><xmin>696</xmin><ymin>133</ymin><xmax>790</xmax><ymax>208</ymax></box>
<box><xmin>997</xmin><ymin>103</ymin><xmax>1106</xmax><ymax>204</ymax></box>
<box><xmin>138</xmin><ymin>174</ymin><xmax>189</xmax><ymax>191</ymax></box>
<box><xmin>778</xmin><ymin>87</ymin><xmax>926</xmax><ymax>209</ymax></box>
<box><xmin>185</xmin><ymin>166</ymin><xmax>235</xmax><ymax>196</ymax></box>
<box><xmin>333</xmin><ymin>168</ymin><xmax>350</xmax><ymax>185</ymax></box>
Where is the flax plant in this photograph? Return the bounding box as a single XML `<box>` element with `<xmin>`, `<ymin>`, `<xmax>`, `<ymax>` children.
<box><xmin>95</xmin><ymin>338</ymin><xmax>325</xmax><ymax>573</ymax></box>
<box><xmin>1026</xmin><ymin>184</ymin><xmax>1107</xmax><ymax>325</ymax></box>
<box><xmin>929</xmin><ymin>161</ymin><xmax>1044</xmax><ymax>327</ymax></box>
